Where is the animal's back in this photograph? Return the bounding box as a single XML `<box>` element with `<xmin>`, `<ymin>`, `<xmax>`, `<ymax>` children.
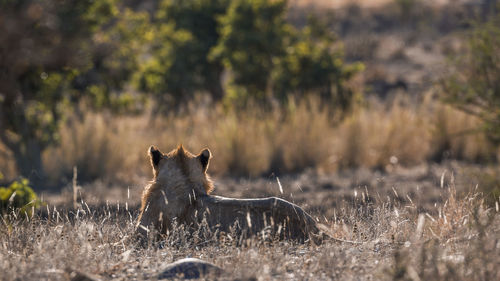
<box><xmin>188</xmin><ymin>195</ymin><xmax>320</xmax><ymax>242</ymax></box>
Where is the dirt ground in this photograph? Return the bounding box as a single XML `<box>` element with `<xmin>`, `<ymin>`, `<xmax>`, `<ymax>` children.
<box><xmin>46</xmin><ymin>161</ymin><xmax>485</xmax><ymax>217</ymax></box>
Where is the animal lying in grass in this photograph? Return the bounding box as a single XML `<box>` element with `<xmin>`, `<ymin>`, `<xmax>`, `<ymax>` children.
<box><xmin>136</xmin><ymin>145</ymin><xmax>324</xmax><ymax>244</ymax></box>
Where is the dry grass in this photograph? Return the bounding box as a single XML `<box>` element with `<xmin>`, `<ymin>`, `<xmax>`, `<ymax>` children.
<box><xmin>333</xmin><ymin>100</ymin><xmax>432</xmax><ymax>169</ymax></box>
<box><xmin>1</xmin><ymin>94</ymin><xmax>496</xmax><ymax>186</ymax></box>
<box><xmin>334</xmin><ymin>95</ymin><xmax>497</xmax><ymax>170</ymax></box>
<box><xmin>1</xmin><ymin>170</ymin><xmax>499</xmax><ymax>280</ymax></box>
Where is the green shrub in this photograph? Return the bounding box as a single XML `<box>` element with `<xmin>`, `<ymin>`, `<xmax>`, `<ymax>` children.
<box><xmin>272</xmin><ymin>16</ymin><xmax>364</xmax><ymax>110</ymax></box>
<box><xmin>136</xmin><ymin>0</ymin><xmax>229</xmax><ymax>109</ymax></box>
<box><xmin>0</xmin><ymin>178</ymin><xmax>41</xmax><ymax>217</ymax></box>
<box><xmin>210</xmin><ymin>0</ymin><xmax>289</xmax><ymax>105</ymax></box>
<box><xmin>441</xmin><ymin>13</ymin><xmax>500</xmax><ymax>143</ymax></box>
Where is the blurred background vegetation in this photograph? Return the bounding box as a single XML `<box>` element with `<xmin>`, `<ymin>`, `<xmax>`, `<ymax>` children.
<box><xmin>0</xmin><ymin>0</ymin><xmax>499</xmax><ymax>197</ymax></box>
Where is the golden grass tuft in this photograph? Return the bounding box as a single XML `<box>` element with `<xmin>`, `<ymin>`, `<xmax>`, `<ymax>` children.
<box><xmin>333</xmin><ymin>100</ymin><xmax>432</xmax><ymax>169</ymax></box>
<box><xmin>43</xmin><ymin>112</ymin><xmax>150</xmax><ymax>184</ymax></box>
<box><xmin>333</xmin><ymin>95</ymin><xmax>496</xmax><ymax>171</ymax></box>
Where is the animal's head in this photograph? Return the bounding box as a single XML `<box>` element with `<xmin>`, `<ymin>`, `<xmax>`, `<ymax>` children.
<box><xmin>136</xmin><ymin>145</ymin><xmax>213</xmax><ymax>236</ymax></box>
<box><xmin>148</xmin><ymin>145</ymin><xmax>213</xmax><ymax>195</ymax></box>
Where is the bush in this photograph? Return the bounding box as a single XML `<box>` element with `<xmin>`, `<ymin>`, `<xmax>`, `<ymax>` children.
<box><xmin>0</xmin><ymin>177</ymin><xmax>41</xmax><ymax>217</ymax></box>
<box><xmin>210</xmin><ymin>0</ymin><xmax>289</xmax><ymax>105</ymax></box>
<box><xmin>211</xmin><ymin>2</ymin><xmax>362</xmax><ymax>109</ymax></box>
<box><xmin>441</xmin><ymin>13</ymin><xmax>500</xmax><ymax>143</ymax></box>
<box><xmin>272</xmin><ymin>17</ymin><xmax>364</xmax><ymax>110</ymax></box>
<box><xmin>136</xmin><ymin>0</ymin><xmax>229</xmax><ymax>109</ymax></box>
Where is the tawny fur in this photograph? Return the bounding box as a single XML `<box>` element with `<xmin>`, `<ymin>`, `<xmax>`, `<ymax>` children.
<box><xmin>136</xmin><ymin>145</ymin><xmax>323</xmax><ymax>243</ymax></box>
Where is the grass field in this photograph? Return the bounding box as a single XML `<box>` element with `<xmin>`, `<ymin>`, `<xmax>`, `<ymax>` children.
<box><xmin>2</xmin><ymin>97</ymin><xmax>499</xmax><ymax>280</ymax></box>
<box><xmin>1</xmin><ymin>160</ymin><xmax>499</xmax><ymax>280</ymax></box>
<box><xmin>1</xmin><ymin>1</ymin><xmax>500</xmax><ymax>280</ymax></box>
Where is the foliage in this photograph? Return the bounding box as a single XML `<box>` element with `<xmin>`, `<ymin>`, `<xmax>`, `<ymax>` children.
<box><xmin>136</xmin><ymin>0</ymin><xmax>228</xmax><ymax>109</ymax></box>
<box><xmin>442</xmin><ymin>14</ymin><xmax>500</xmax><ymax>143</ymax></box>
<box><xmin>272</xmin><ymin>17</ymin><xmax>364</xmax><ymax>109</ymax></box>
<box><xmin>136</xmin><ymin>23</ymin><xmax>198</xmax><ymax>107</ymax></box>
<box><xmin>0</xmin><ymin>0</ymin><xmax>362</xmax><ymax>182</ymax></box>
<box><xmin>210</xmin><ymin>2</ymin><xmax>362</xmax><ymax>108</ymax></box>
<box><xmin>210</xmin><ymin>0</ymin><xmax>290</xmax><ymax>105</ymax></box>
<box><xmin>0</xmin><ymin>178</ymin><xmax>41</xmax><ymax>217</ymax></box>
<box><xmin>134</xmin><ymin>0</ymin><xmax>362</xmax><ymax>110</ymax></box>
<box><xmin>73</xmin><ymin>3</ymin><xmax>150</xmax><ymax>112</ymax></box>
<box><xmin>0</xmin><ymin>0</ymin><xmax>146</xmax><ymax>183</ymax></box>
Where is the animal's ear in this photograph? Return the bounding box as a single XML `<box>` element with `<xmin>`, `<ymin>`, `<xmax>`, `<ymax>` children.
<box><xmin>197</xmin><ymin>148</ymin><xmax>211</xmax><ymax>172</ymax></box>
<box><xmin>149</xmin><ymin>146</ymin><xmax>162</xmax><ymax>169</ymax></box>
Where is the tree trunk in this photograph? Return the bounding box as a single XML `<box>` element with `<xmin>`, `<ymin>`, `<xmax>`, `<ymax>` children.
<box><xmin>12</xmin><ymin>139</ymin><xmax>46</xmax><ymax>190</ymax></box>
<box><xmin>206</xmin><ymin>67</ymin><xmax>225</xmax><ymax>102</ymax></box>
<box><xmin>1</xmin><ymin>92</ymin><xmax>47</xmax><ymax>190</ymax></box>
